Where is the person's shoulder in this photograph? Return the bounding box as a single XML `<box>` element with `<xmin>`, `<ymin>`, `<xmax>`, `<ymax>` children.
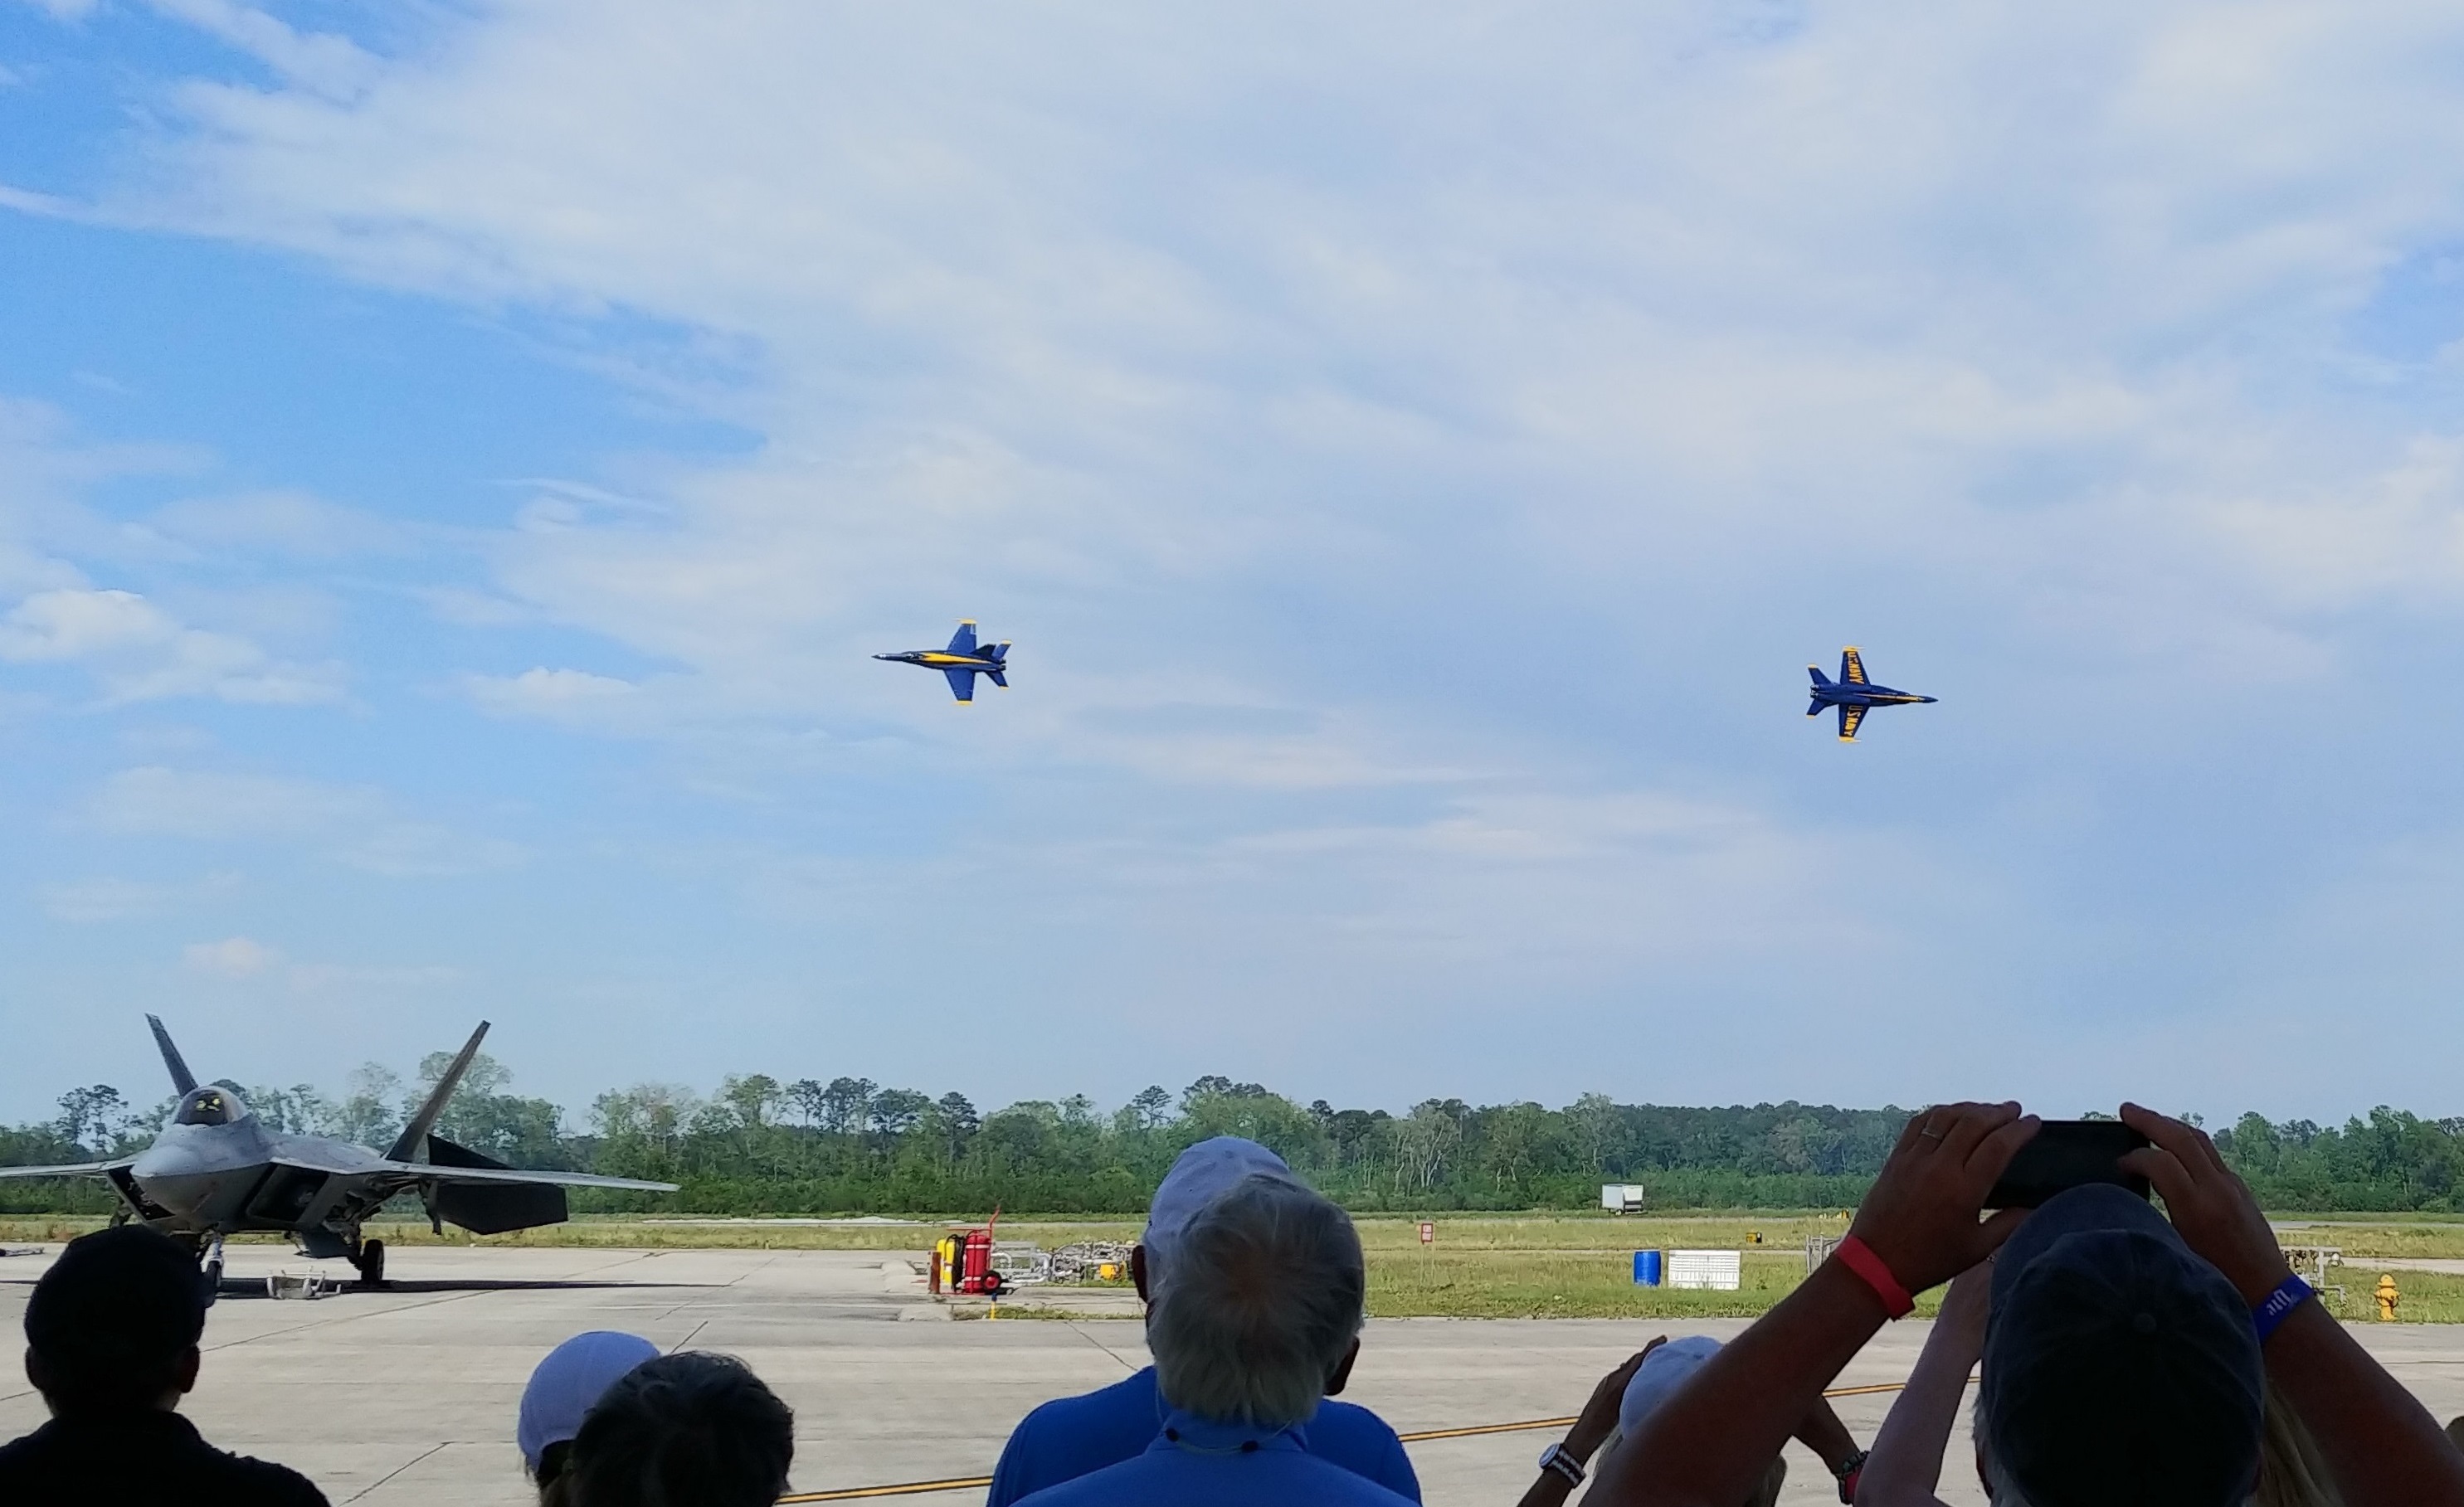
<box><xmin>1008</xmin><ymin>1451</ymin><xmax>1156</xmax><ymax>1507</ymax></box>
<box><xmin>991</xmin><ymin>1370</ymin><xmax>1161</xmax><ymax>1507</ymax></box>
<box><xmin>1311</xmin><ymin>1397</ymin><xmax>1405</xmax><ymax>1446</ymax></box>
<box><xmin>200</xmin><ymin>1445</ymin><xmax>330</xmax><ymax>1505</ymax></box>
<box><xmin>1304</xmin><ymin>1398</ymin><xmax>1419</xmax><ymax>1496</ymax></box>
<box><xmin>0</xmin><ymin>1424</ymin><xmax>57</xmax><ymax>1480</ymax></box>
<box><xmin>1281</xmin><ymin>1445</ymin><xmax>1419</xmax><ymax>1505</ymax></box>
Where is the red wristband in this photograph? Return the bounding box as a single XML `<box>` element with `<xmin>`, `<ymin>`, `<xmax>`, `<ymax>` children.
<box><xmin>1833</xmin><ymin>1235</ymin><xmax>1914</xmax><ymax>1318</ymax></box>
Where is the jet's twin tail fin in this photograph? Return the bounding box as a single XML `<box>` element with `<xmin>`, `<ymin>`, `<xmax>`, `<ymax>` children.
<box><xmin>146</xmin><ymin>1014</ymin><xmax>197</xmax><ymax>1096</ymax></box>
<box><xmin>386</xmin><ymin>1021</ymin><xmax>489</xmax><ymax>1161</ymax></box>
<box><xmin>1808</xmin><ymin>665</ymin><xmax>1833</xmax><ymax>688</ymax></box>
<box><xmin>1806</xmin><ymin>698</ymin><xmax>1825</xmax><ymax>717</ymax></box>
<box><xmin>987</xmin><ymin>669</ymin><xmax>1009</xmax><ymax>688</ymax></box>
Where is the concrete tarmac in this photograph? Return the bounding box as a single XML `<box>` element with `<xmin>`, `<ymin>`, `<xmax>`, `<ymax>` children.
<box><xmin>7</xmin><ymin>1244</ymin><xmax>2464</xmax><ymax>1505</ymax></box>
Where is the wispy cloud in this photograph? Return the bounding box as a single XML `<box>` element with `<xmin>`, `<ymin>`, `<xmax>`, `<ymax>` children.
<box><xmin>94</xmin><ymin>766</ymin><xmax>523</xmax><ymax>875</ymax></box>
<box><xmin>0</xmin><ymin>586</ymin><xmax>346</xmax><ymax>704</ymax></box>
<box><xmin>21</xmin><ymin>3</ymin><xmax>2464</xmax><ymax>1114</ymax></box>
<box><xmin>181</xmin><ymin>933</ymin><xmax>459</xmax><ymax>990</ymax></box>
<box><xmin>183</xmin><ymin>933</ymin><xmax>282</xmax><ymax>978</ymax></box>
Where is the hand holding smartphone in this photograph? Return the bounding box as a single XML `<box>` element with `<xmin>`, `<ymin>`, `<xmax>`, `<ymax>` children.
<box><xmin>1984</xmin><ymin>1119</ymin><xmax>2151</xmax><ymax>1208</ymax></box>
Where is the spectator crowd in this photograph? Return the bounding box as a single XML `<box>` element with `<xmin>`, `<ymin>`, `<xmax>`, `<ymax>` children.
<box><xmin>8</xmin><ymin>1106</ymin><xmax>2464</xmax><ymax>1505</ymax></box>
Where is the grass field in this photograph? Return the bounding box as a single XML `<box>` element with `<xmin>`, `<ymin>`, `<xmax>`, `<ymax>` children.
<box><xmin>9</xmin><ymin>1210</ymin><xmax>2463</xmax><ymax>1320</ymax></box>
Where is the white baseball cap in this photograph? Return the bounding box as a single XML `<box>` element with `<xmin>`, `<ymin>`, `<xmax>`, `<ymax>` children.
<box><xmin>1142</xmin><ymin>1136</ymin><xmax>1299</xmax><ymax>1289</ymax></box>
<box><xmin>518</xmin><ymin>1330</ymin><xmax>660</xmax><ymax>1472</ymax></box>
<box><xmin>1617</xmin><ymin>1334</ymin><xmax>1725</xmax><ymax>1437</ymax></box>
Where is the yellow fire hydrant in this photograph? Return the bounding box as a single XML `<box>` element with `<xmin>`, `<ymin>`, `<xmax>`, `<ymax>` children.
<box><xmin>2375</xmin><ymin>1273</ymin><xmax>2399</xmax><ymax>1321</ymax></box>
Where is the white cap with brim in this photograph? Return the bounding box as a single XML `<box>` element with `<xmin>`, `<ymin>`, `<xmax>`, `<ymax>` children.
<box><xmin>518</xmin><ymin>1330</ymin><xmax>661</xmax><ymax>1472</ymax></box>
<box><xmin>1142</xmin><ymin>1136</ymin><xmax>1299</xmax><ymax>1292</ymax></box>
<box><xmin>1617</xmin><ymin>1334</ymin><xmax>1724</xmax><ymax>1439</ymax></box>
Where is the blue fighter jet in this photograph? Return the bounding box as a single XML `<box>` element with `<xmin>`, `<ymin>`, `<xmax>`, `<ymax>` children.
<box><xmin>1806</xmin><ymin>647</ymin><xmax>1936</xmax><ymax>741</ymax></box>
<box><xmin>875</xmin><ymin>620</ymin><xmax>1011</xmax><ymax>702</ymax></box>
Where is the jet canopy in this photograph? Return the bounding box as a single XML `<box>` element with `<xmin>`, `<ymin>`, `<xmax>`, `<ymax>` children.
<box><xmin>173</xmin><ymin>1085</ymin><xmax>248</xmax><ymax>1126</ymax></box>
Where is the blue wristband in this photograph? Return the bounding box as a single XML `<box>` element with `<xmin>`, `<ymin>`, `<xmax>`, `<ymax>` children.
<box><xmin>2252</xmin><ymin>1274</ymin><xmax>2314</xmax><ymax>1344</ymax></box>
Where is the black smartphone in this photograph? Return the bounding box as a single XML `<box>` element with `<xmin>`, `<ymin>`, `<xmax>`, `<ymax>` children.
<box><xmin>1984</xmin><ymin>1120</ymin><xmax>2151</xmax><ymax>1208</ymax></box>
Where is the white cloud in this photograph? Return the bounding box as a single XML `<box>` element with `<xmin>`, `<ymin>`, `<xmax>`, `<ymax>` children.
<box><xmin>345</xmin><ymin>822</ymin><xmax>523</xmax><ymax>877</ymax></box>
<box><xmin>142</xmin><ymin>489</ymin><xmax>406</xmax><ymax>560</ymax></box>
<box><xmin>143</xmin><ymin>0</ymin><xmax>376</xmax><ymax>100</ymax></box>
<box><xmin>465</xmin><ymin>665</ymin><xmax>640</xmax><ymax>721</ymax></box>
<box><xmin>91</xmin><ymin>766</ymin><xmax>524</xmax><ymax>875</ymax></box>
<box><xmin>0</xmin><ymin>586</ymin><xmax>346</xmax><ymax>704</ymax></box>
<box><xmin>94</xmin><ymin>765</ymin><xmax>381</xmax><ymax>840</ymax></box>
<box><xmin>178</xmin><ymin>935</ymin><xmax>458</xmax><ymax>990</ymax></box>
<box><xmin>74</xmin><ymin>0</ymin><xmax>2464</xmax><ymax>751</ymax></box>
<box><xmin>41</xmin><ymin>877</ymin><xmax>169</xmax><ymax>921</ymax></box>
<box><xmin>27</xmin><ymin>2</ymin><xmax>2464</xmax><ymax>1111</ymax></box>
<box><xmin>183</xmin><ymin>934</ymin><xmax>283</xmax><ymax>978</ymax></box>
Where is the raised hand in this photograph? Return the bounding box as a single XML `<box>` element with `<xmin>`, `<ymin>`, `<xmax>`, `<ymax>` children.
<box><xmin>2116</xmin><ymin>1102</ymin><xmax>2290</xmax><ymax>1305</ymax></box>
<box><xmin>1569</xmin><ymin>1337</ymin><xmax>1666</xmax><ymax>1460</ymax></box>
<box><xmin>1848</xmin><ymin>1101</ymin><xmax>2039</xmax><ymax>1296</ymax></box>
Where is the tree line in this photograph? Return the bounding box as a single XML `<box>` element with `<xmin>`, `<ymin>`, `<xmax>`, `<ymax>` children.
<box><xmin>6</xmin><ymin>1059</ymin><xmax>2460</xmax><ymax>1215</ymax></box>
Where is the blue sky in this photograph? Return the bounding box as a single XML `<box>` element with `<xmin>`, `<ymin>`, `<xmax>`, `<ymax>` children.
<box><xmin>7</xmin><ymin>0</ymin><xmax>2464</xmax><ymax>1125</ymax></box>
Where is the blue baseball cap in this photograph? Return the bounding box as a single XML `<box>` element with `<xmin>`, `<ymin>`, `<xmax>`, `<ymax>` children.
<box><xmin>519</xmin><ymin>1330</ymin><xmax>660</xmax><ymax>1472</ymax></box>
<box><xmin>1984</xmin><ymin>1184</ymin><xmax>2262</xmax><ymax>1507</ymax></box>
<box><xmin>1142</xmin><ymin>1137</ymin><xmax>1299</xmax><ymax>1291</ymax></box>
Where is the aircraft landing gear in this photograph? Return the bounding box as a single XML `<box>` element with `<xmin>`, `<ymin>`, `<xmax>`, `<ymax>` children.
<box><xmin>201</xmin><ymin>1232</ymin><xmax>226</xmax><ymax>1305</ymax></box>
<box><xmin>352</xmin><ymin>1237</ymin><xmax>387</xmax><ymax>1287</ymax></box>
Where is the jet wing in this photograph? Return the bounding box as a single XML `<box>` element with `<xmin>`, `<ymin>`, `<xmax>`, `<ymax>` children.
<box><xmin>0</xmin><ymin>1159</ymin><xmax>127</xmax><ymax>1179</ymax></box>
<box><xmin>1837</xmin><ymin>703</ymin><xmax>1866</xmax><ymax>741</ymax></box>
<box><xmin>371</xmin><ymin>1161</ymin><xmax>679</xmax><ymax>1193</ymax></box>
<box><xmin>1841</xmin><ymin>648</ymin><xmax>1869</xmax><ymax>685</ymax></box>
<box><xmin>946</xmin><ymin>620</ymin><xmax>979</xmax><ymax>655</ymax></box>
<box><xmin>944</xmin><ymin>668</ymin><xmax>976</xmax><ymax>702</ymax></box>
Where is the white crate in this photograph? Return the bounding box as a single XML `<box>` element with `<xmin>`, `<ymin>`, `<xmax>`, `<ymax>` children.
<box><xmin>1600</xmin><ymin>1184</ymin><xmax>1647</xmax><ymax>1213</ymax></box>
<box><xmin>1666</xmin><ymin>1248</ymin><xmax>1742</xmax><ymax>1291</ymax></box>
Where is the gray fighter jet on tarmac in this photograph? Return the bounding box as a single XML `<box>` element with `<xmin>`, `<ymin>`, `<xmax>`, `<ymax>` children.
<box><xmin>0</xmin><ymin>1017</ymin><xmax>675</xmax><ymax>1293</ymax></box>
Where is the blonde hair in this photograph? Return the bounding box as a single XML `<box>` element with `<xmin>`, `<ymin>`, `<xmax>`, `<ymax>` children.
<box><xmin>2249</xmin><ymin>1386</ymin><xmax>2338</xmax><ymax>1507</ymax></box>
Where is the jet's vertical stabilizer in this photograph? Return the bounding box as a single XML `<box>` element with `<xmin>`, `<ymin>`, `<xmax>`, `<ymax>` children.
<box><xmin>146</xmin><ymin>1014</ymin><xmax>197</xmax><ymax>1096</ymax></box>
<box><xmin>386</xmin><ymin>1021</ymin><xmax>489</xmax><ymax>1162</ymax></box>
<box><xmin>1808</xmin><ymin>665</ymin><xmax>1833</xmax><ymax>688</ymax></box>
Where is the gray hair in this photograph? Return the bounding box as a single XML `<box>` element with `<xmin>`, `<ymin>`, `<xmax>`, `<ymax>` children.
<box><xmin>1147</xmin><ymin>1173</ymin><xmax>1366</xmax><ymax>1429</ymax></box>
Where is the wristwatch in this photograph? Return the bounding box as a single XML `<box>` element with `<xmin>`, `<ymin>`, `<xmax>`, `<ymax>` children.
<box><xmin>1536</xmin><ymin>1441</ymin><xmax>1585</xmax><ymax>1486</ymax></box>
<box><xmin>1834</xmin><ymin>1447</ymin><xmax>1870</xmax><ymax>1504</ymax></box>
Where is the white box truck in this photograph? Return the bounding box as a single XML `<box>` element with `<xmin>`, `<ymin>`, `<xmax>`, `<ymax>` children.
<box><xmin>1600</xmin><ymin>1184</ymin><xmax>1646</xmax><ymax>1214</ymax></box>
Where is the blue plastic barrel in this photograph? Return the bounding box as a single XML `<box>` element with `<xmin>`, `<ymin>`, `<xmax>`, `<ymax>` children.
<box><xmin>1633</xmin><ymin>1250</ymin><xmax>1663</xmax><ymax>1286</ymax></box>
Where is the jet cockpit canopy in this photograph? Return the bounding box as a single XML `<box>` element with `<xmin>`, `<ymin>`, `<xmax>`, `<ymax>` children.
<box><xmin>173</xmin><ymin>1085</ymin><xmax>248</xmax><ymax>1126</ymax></box>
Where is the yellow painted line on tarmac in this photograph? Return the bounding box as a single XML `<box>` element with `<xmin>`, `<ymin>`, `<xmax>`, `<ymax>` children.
<box><xmin>775</xmin><ymin>1379</ymin><xmax>1923</xmax><ymax>1501</ymax></box>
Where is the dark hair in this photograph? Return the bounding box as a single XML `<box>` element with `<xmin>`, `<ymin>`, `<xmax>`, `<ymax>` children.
<box><xmin>24</xmin><ymin>1226</ymin><xmax>207</xmax><ymax>1415</ymax></box>
<box><xmin>567</xmin><ymin>1352</ymin><xmax>793</xmax><ymax>1507</ymax></box>
<box><xmin>538</xmin><ymin>1442</ymin><xmax>577</xmax><ymax>1507</ymax></box>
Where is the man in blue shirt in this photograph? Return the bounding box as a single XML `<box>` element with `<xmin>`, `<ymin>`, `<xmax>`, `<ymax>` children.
<box><xmin>1011</xmin><ymin>1173</ymin><xmax>1414</xmax><ymax>1507</ymax></box>
<box><xmin>987</xmin><ymin>1138</ymin><xmax>1418</xmax><ymax>1506</ymax></box>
